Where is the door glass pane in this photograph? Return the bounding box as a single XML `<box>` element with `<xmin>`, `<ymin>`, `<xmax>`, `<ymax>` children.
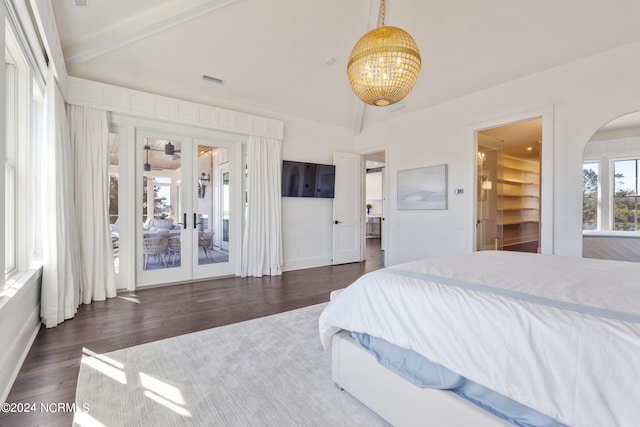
<box><xmin>197</xmin><ymin>145</ymin><xmax>229</xmax><ymax>265</ymax></box>
<box><xmin>476</xmin><ymin>138</ymin><xmax>504</xmax><ymax>251</ymax></box>
<box><xmin>142</xmin><ymin>138</ymin><xmax>182</xmax><ymax>270</ymax></box>
<box><xmin>109</xmin><ymin>133</ymin><xmax>120</xmax><ymax>273</ymax></box>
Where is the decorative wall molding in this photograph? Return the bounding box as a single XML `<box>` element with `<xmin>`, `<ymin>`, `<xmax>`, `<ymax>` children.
<box><xmin>66</xmin><ymin>77</ymin><xmax>284</xmax><ymax>139</ymax></box>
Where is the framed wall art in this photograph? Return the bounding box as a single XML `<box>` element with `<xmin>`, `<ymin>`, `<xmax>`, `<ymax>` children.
<box><xmin>397</xmin><ymin>164</ymin><xmax>448</xmax><ymax>210</ymax></box>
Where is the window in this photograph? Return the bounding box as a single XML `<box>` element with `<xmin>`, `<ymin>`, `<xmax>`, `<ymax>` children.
<box><xmin>5</xmin><ymin>59</ymin><xmax>17</xmax><ymax>275</ymax></box>
<box><xmin>613</xmin><ymin>159</ymin><xmax>640</xmax><ymax>231</ymax></box>
<box><xmin>30</xmin><ymin>81</ymin><xmax>44</xmax><ymax>262</ymax></box>
<box><xmin>3</xmin><ymin>24</ymin><xmax>43</xmax><ymax>285</ymax></box>
<box><xmin>582</xmin><ymin>162</ymin><xmax>599</xmax><ymax>230</ymax></box>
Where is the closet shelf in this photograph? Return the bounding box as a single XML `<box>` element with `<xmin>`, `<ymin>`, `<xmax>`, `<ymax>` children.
<box><xmin>502</xmin><ymin>193</ymin><xmax>539</xmax><ymax>198</ymax></box>
<box><xmin>503</xmin><ymin>165</ymin><xmax>536</xmax><ymax>174</ymax></box>
<box><xmin>503</xmin><ymin>236</ymin><xmax>539</xmax><ymax>246</ymax></box>
<box><xmin>498</xmin><ymin>220</ymin><xmax>540</xmax><ymax>226</ymax></box>
<box><xmin>500</xmin><ymin>178</ymin><xmax>536</xmax><ymax>185</ymax></box>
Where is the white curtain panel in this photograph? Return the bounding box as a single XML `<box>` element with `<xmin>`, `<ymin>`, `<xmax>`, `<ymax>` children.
<box><xmin>241</xmin><ymin>136</ymin><xmax>283</xmax><ymax>277</ymax></box>
<box><xmin>41</xmin><ymin>70</ymin><xmax>82</xmax><ymax>328</ymax></box>
<box><xmin>66</xmin><ymin>104</ymin><xmax>117</xmax><ymax>304</ymax></box>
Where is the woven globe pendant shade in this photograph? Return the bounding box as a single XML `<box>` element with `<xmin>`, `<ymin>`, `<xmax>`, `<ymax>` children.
<box><xmin>347</xmin><ymin>25</ymin><xmax>421</xmax><ymax>106</ymax></box>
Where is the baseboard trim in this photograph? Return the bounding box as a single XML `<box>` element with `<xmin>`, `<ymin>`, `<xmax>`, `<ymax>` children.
<box><xmin>0</xmin><ymin>305</ymin><xmax>41</xmax><ymax>403</ymax></box>
<box><xmin>283</xmin><ymin>256</ymin><xmax>332</xmax><ymax>272</ymax></box>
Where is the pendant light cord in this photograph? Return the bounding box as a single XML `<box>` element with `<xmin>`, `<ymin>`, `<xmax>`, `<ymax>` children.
<box><xmin>380</xmin><ymin>0</ymin><xmax>386</xmax><ymax>26</ymax></box>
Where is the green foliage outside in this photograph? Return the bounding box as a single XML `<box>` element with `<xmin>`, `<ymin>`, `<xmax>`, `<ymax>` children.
<box><xmin>613</xmin><ymin>172</ymin><xmax>638</xmax><ymax>231</ymax></box>
<box><xmin>109</xmin><ymin>175</ymin><xmax>168</xmax><ymax>224</ymax></box>
<box><xmin>582</xmin><ymin>168</ymin><xmax>598</xmax><ymax>230</ymax></box>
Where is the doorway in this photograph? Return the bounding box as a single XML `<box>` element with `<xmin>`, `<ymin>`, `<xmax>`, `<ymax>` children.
<box><xmin>365</xmin><ymin>151</ymin><xmax>385</xmax><ymax>264</ymax></box>
<box><xmin>476</xmin><ymin>119</ymin><xmax>542</xmax><ymax>253</ymax></box>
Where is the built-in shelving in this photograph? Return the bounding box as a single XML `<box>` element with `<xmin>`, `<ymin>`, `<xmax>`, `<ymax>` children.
<box><xmin>498</xmin><ymin>219</ymin><xmax>540</xmax><ymax>226</ymax></box>
<box><xmin>500</xmin><ymin>156</ymin><xmax>540</xmax><ymax>251</ymax></box>
<box><xmin>503</xmin><ymin>165</ymin><xmax>535</xmax><ymax>173</ymax></box>
<box><xmin>501</xmin><ymin>178</ymin><xmax>536</xmax><ymax>185</ymax></box>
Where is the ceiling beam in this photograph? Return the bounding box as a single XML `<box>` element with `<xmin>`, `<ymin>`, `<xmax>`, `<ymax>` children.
<box><xmin>64</xmin><ymin>0</ymin><xmax>238</xmax><ymax>67</ymax></box>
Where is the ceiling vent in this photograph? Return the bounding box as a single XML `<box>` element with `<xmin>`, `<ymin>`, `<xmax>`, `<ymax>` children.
<box><xmin>75</xmin><ymin>0</ymin><xmax>90</xmax><ymax>6</ymax></box>
<box><xmin>202</xmin><ymin>74</ymin><xmax>224</xmax><ymax>85</ymax></box>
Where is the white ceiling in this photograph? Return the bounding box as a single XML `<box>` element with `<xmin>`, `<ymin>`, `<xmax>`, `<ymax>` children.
<box><xmin>51</xmin><ymin>0</ymin><xmax>640</xmax><ymax>133</ymax></box>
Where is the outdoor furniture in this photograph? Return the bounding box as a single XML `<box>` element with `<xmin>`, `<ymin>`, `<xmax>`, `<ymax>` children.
<box><xmin>143</xmin><ymin>236</ymin><xmax>168</xmax><ymax>269</ymax></box>
<box><xmin>198</xmin><ymin>232</ymin><xmax>214</xmax><ymax>260</ymax></box>
<box><xmin>167</xmin><ymin>236</ymin><xmax>181</xmax><ymax>267</ymax></box>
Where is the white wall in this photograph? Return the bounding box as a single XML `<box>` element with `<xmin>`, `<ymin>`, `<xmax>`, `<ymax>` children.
<box><xmin>356</xmin><ymin>40</ymin><xmax>640</xmax><ymax>265</ymax></box>
<box><xmin>280</xmin><ymin>115</ymin><xmax>356</xmax><ymax>270</ymax></box>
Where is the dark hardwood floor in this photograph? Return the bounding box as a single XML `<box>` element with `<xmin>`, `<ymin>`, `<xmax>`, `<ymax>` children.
<box><xmin>1</xmin><ymin>239</ymin><xmax>383</xmax><ymax>427</ymax></box>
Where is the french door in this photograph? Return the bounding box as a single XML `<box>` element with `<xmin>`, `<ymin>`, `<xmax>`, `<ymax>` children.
<box><xmin>137</xmin><ymin>132</ymin><xmax>236</xmax><ymax>286</ymax></box>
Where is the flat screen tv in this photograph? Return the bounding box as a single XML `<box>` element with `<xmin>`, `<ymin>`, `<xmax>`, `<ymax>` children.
<box><xmin>282</xmin><ymin>160</ymin><xmax>336</xmax><ymax>198</ymax></box>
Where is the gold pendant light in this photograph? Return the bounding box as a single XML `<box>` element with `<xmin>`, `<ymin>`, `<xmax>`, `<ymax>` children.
<box><xmin>347</xmin><ymin>0</ymin><xmax>421</xmax><ymax>106</ymax></box>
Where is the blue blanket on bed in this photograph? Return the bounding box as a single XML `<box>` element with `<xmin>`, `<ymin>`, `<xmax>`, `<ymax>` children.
<box><xmin>352</xmin><ymin>332</ymin><xmax>567</xmax><ymax>427</ymax></box>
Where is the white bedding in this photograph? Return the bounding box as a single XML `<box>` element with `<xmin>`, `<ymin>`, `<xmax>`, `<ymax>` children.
<box><xmin>318</xmin><ymin>251</ymin><xmax>640</xmax><ymax>427</ymax></box>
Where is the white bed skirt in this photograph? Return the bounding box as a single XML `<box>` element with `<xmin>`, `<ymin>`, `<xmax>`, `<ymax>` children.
<box><xmin>331</xmin><ymin>332</ymin><xmax>510</xmax><ymax>427</ymax></box>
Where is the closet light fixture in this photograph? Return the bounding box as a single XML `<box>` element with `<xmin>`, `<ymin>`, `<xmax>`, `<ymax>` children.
<box><xmin>347</xmin><ymin>0</ymin><xmax>421</xmax><ymax>106</ymax></box>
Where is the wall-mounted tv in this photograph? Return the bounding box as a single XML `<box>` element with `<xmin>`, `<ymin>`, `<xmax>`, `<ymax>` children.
<box><xmin>282</xmin><ymin>160</ymin><xmax>336</xmax><ymax>198</ymax></box>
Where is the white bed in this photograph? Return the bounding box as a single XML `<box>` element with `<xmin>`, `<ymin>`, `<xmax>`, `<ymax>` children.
<box><xmin>319</xmin><ymin>251</ymin><xmax>640</xmax><ymax>427</ymax></box>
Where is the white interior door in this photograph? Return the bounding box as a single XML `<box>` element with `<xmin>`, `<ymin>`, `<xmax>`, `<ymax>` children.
<box><xmin>381</xmin><ymin>165</ymin><xmax>388</xmax><ymax>265</ymax></box>
<box><xmin>333</xmin><ymin>152</ymin><xmax>363</xmax><ymax>264</ymax></box>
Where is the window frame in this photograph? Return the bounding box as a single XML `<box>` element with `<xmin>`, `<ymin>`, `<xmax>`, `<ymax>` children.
<box><xmin>5</xmin><ymin>49</ymin><xmax>18</xmax><ymax>277</ymax></box>
<box><xmin>3</xmin><ymin>22</ymin><xmax>42</xmax><ymax>289</ymax></box>
<box><xmin>583</xmin><ymin>156</ymin><xmax>640</xmax><ymax>232</ymax></box>
<box><xmin>612</xmin><ymin>158</ymin><xmax>640</xmax><ymax>231</ymax></box>
<box><xmin>582</xmin><ymin>161</ymin><xmax>600</xmax><ymax>231</ymax></box>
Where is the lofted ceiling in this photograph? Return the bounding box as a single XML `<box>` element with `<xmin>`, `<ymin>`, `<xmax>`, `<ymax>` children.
<box><xmin>52</xmin><ymin>0</ymin><xmax>640</xmax><ymax>134</ymax></box>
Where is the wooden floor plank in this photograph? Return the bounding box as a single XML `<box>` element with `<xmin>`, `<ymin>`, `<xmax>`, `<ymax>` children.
<box><xmin>0</xmin><ymin>240</ymin><xmax>383</xmax><ymax>426</ymax></box>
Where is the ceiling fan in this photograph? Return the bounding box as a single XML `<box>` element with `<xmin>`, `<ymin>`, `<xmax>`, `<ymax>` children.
<box><xmin>164</xmin><ymin>141</ymin><xmax>181</xmax><ymax>159</ymax></box>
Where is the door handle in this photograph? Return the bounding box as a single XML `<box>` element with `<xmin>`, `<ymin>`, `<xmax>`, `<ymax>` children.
<box><xmin>334</xmin><ymin>220</ymin><xmax>342</xmax><ymax>224</ymax></box>
<box><xmin>194</xmin><ymin>213</ymin><xmax>197</xmax><ymax>229</ymax></box>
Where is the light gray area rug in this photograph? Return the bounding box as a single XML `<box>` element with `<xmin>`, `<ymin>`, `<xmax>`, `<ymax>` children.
<box><xmin>74</xmin><ymin>303</ymin><xmax>387</xmax><ymax>426</ymax></box>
